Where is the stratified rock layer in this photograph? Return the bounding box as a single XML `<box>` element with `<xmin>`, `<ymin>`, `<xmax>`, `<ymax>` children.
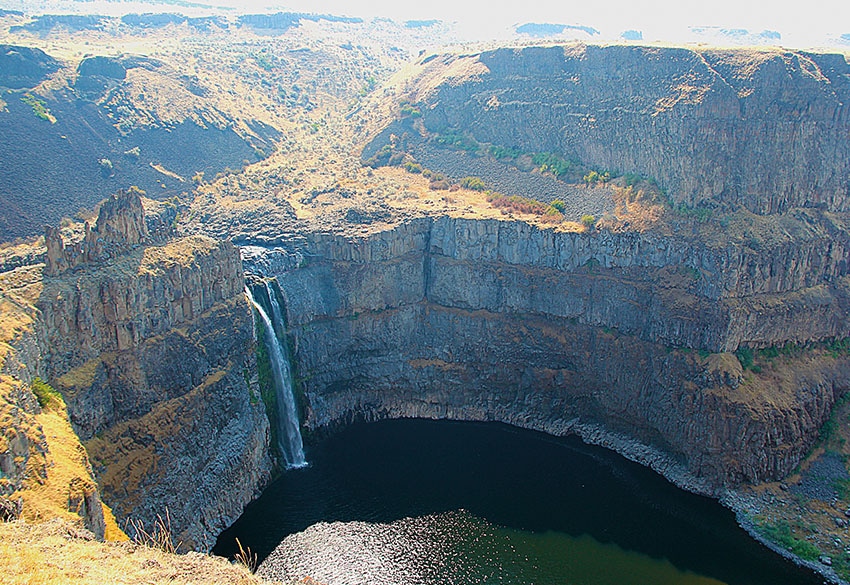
<box><xmin>408</xmin><ymin>45</ymin><xmax>850</xmax><ymax>214</ymax></box>
<box><xmin>34</xmin><ymin>196</ymin><xmax>272</xmax><ymax>549</ymax></box>
<box><xmin>245</xmin><ymin>215</ymin><xmax>850</xmax><ymax>490</ymax></box>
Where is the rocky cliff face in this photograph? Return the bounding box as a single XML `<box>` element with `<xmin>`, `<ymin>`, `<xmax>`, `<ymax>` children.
<box><xmin>44</xmin><ymin>188</ymin><xmax>150</xmax><ymax>276</ymax></box>
<box><xmin>0</xmin><ymin>265</ymin><xmax>108</xmax><ymax>537</ymax></box>
<box><xmin>406</xmin><ymin>45</ymin><xmax>850</xmax><ymax>214</ymax></box>
<box><xmin>33</xmin><ymin>193</ymin><xmax>273</xmax><ymax>549</ymax></box>
<box><xmin>244</xmin><ymin>214</ymin><xmax>850</xmax><ymax>490</ymax></box>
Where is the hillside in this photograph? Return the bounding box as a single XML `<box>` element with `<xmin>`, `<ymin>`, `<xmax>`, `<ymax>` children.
<box><xmin>0</xmin><ymin>12</ymin><xmax>441</xmax><ymax>242</ymax></box>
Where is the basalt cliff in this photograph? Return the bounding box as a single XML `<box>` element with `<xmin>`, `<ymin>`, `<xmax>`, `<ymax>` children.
<box><xmin>1</xmin><ymin>190</ymin><xmax>272</xmax><ymax>549</ymax></box>
<box><xmin>241</xmin><ymin>44</ymin><xmax>850</xmax><ymax>494</ymax></box>
<box><xmin>400</xmin><ymin>44</ymin><xmax>850</xmax><ymax>214</ymax></box>
<box><xmin>243</xmin><ymin>210</ymin><xmax>850</xmax><ymax>491</ymax></box>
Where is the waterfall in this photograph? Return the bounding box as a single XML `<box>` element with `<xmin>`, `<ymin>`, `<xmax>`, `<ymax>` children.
<box><xmin>246</xmin><ymin>284</ymin><xmax>307</xmax><ymax>469</ymax></box>
<box><xmin>266</xmin><ymin>280</ymin><xmax>287</xmax><ymax>340</ymax></box>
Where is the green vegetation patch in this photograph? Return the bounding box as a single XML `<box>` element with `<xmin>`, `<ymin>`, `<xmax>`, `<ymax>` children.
<box><xmin>583</xmin><ymin>170</ymin><xmax>611</xmax><ymax>185</ymax></box>
<box><xmin>21</xmin><ymin>93</ymin><xmax>56</xmax><ymax>123</ymax></box>
<box><xmin>532</xmin><ymin>152</ymin><xmax>575</xmax><ymax>177</ymax></box>
<box><xmin>31</xmin><ymin>378</ymin><xmax>63</xmax><ymax>410</ymax></box>
<box><xmin>434</xmin><ymin>131</ymin><xmax>479</xmax><ymax>151</ymax></box>
<box><xmin>734</xmin><ymin>347</ymin><xmax>759</xmax><ymax>372</ymax></box>
<box><xmin>758</xmin><ymin>520</ymin><xmax>821</xmax><ymax>561</ymax></box>
<box><xmin>254</xmin><ymin>317</ymin><xmax>282</xmax><ymax>463</ymax></box>
<box><xmin>399</xmin><ymin>101</ymin><xmax>421</xmax><ymax>118</ymax></box>
<box><xmin>460</xmin><ymin>176</ymin><xmax>486</xmax><ymax>191</ymax></box>
<box><xmin>489</xmin><ymin>144</ymin><xmax>523</xmax><ymax>160</ymax></box>
<box><xmin>819</xmin><ymin>392</ymin><xmax>850</xmax><ymax>446</ymax></box>
<box><xmin>672</xmin><ymin>202</ymin><xmax>713</xmax><ymax>222</ymax></box>
<box><xmin>736</xmin><ymin>338</ymin><xmax>850</xmax><ymax>375</ymax></box>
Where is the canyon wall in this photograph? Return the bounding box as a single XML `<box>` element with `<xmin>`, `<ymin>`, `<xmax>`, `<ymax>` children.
<box><xmin>0</xmin><ymin>263</ymin><xmax>109</xmax><ymax>535</ymax></box>
<box><xmin>409</xmin><ymin>45</ymin><xmax>850</xmax><ymax>214</ymax></box>
<box><xmin>29</xmin><ymin>193</ymin><xmax>272</xmax><ymax>549</ymax></box>
<box><xmin>245</xmin><ymin>215</ymin><xmax>850</xmax><ymax>490</ymax></box>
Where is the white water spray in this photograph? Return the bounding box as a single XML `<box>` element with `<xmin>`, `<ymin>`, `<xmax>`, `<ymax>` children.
<box><xmin>246</xmin><ymin>284</ymin><xmax>307</xmax><ymax>469</ymax></box>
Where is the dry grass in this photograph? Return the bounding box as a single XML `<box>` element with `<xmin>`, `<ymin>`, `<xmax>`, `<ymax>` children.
<box><xmin>0</xmin><ymin>269</ymin><xmax>41</xmax><ymax>340</ymax></box>
<box><xmin>127</xmin><ymin>510</ymin><xmax>181</xmax><ymax>554</ymax></box>
<box><xmin>55</xmin><ymin>356</ymin><xmax>105</xmax><ymax>396</ymax></box>
<box><xmin>15</xmin><ymin>391</ymin><xmax>122</xmax><ymax>537</ymax></box>
<box><xmin>139</xmin><ymin>236</ymin><xmax>221</xmax><ymax>273</ymax></box>
<box><xmin>0</xmin><ymin>519</ymin><xmax>272</xmax><ymax>585</ymax></box>
<box><xmin>235</xmin><ymin>538</ymin><xmax>259</xmax><ymax>573</ymax></box>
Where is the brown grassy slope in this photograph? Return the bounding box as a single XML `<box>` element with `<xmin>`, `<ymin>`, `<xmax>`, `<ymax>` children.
<box><xmin>0</xmin><ymin>264</ymin><xmax>122</xmax><ymax>528</ymax></box>
<box><xmin>0</xmin><ymin>519</ymin><xmax>270</xmax><ymax>585</ymax></box>
<box><xmin>0</xmin><ymin>260</ymin><xmax>122</xmax><ymax>534</ymax></box>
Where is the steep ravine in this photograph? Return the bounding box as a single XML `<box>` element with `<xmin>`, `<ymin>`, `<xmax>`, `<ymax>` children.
<box><xmin>243</xmin><ymin>215</ymin><xmax>850</xmax><ymax>492</ymax></box>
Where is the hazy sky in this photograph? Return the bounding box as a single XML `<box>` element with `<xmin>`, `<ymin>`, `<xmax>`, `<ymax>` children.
<box><xmin>5</xmin><ymin>0</ymin><xmax>849</xmax><ymax>47</ymax></box>
<box><xmin>235</xmin><ymin>0</ymin><xmax>850</xmax><ymax>47</ymax></box>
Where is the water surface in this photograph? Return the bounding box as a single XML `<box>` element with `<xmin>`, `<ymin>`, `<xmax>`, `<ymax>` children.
<box><xmin>215</xmin><ymin>419</ymin><xmax>824</xmax><ymax>585</ymax></box>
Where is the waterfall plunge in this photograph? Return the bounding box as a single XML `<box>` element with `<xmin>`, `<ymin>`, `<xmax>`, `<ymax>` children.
<box><xmin>246</xmin><ymin>284</ymin><xmax>307</xmax><ymax>470</ymax></box>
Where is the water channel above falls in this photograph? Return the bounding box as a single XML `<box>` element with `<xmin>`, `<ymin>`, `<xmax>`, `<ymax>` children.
<box><xmin>214</xmin><ymin>419</ymin><xmax>824</xmax><ymax>585</ymax></box>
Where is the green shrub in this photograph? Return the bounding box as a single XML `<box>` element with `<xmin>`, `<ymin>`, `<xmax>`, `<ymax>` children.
<box><xmin>435</xmin><ymin>131</ymin><xmax>479</xmax><ymax>152</ymax></box>
<box><xmin>583</xmin><ymin>170</ymin><xmax>611</xmax><ymax>185</ymax></box>
<box><xmin>622</xmin><ymin>173</ymin><xmax>643</xmax><ymax>187</ymax></box>
<box><xmin>581</xmin><ymin>214</ymin><xmax>596</xmax><ymax>228</ymax></box>
<box><xmin>460</xmin><ymin>176</ymin><xmax>486</xmax><ymax>191</ymax></box>
<box><xmin>489</xmin><ymin>145</ymin><xmax>522</xmax><ymax>160</ymax></box>
<box><xmin>403</xmin><ymin>161</ymin><xmax>423</xmax><ymax>174</ymax></box>
<box><xmin>735</xmin><ymin>346</ymin><xmax>755</xmax><ymax>370</ymax></box>
<box><xmin>21</xmin><ymin>93</ymin><xmax>55</xmax><ymax>123</ymax></box>
<box><xmin>531</xmin><ymin>152</ymin><xmax>574</xmax><ymax>177</ymax></box>
<box><xmin>827</xmin><ymin>338</ymin><xmax>850</xmax><ymax>358</ymax></box>
<box><xmin>31</xmin><ymin>378</ymin><xmax>62</xmax><ymax>409</ymax></box>
<box><xmin>399</xmin><ymin>102</ymin><xmax>421</xmax><ymax>118</ymax></box>
<box><xmin>550</xmin><ymin>199</ymin><xmax>566</xmax><ymax>213</ymax></box>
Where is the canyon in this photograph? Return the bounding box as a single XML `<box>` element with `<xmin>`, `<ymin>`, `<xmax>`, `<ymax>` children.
<box><xmin>1</xmin><ymin>24</ymin><xmax>850</xmax><ymax>584</ymax></box>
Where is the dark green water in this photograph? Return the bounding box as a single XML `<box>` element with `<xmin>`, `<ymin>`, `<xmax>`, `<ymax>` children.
<box><xmin>214</xmin><ymin>419</ymin><xmax>825</xmax><ymax>585</ymax></box>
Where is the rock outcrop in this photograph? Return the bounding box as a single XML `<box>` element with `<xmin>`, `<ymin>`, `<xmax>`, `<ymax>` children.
<box><xmin>44</xmin><ymin>188</ymin><xmax>149</xmax><ymax>276</ymax></box>
<box><xmin>244</xmin><ymin>214</ymin><xmax>850</xmax><ymax>490</ymax></box>
<box><xmin>34</xmin><ymin>194</ymin><xmax>273</xmax><ymax>549</ymax></box>
<box><xmin>402</xmin><ymin>45</ymin><xmax>850</xmax><ymax>214</ymax></box>
<box><xmin>0</xmin><ymin>266</ymin><xmax>108</xmax><ymax>537</ymax></box>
